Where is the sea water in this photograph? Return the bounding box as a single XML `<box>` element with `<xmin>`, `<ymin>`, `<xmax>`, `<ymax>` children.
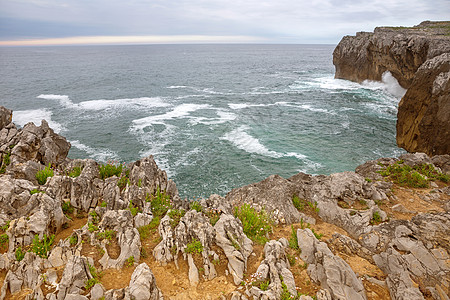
<box><xmin>0</xmin><ymin>44</ymin><xmax>405</xmax><ymax>198</ymax></box>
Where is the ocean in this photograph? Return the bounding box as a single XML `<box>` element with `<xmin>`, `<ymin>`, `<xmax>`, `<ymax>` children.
<box><xmin>0</xmin><ymin>44</ymin><xmax>405</xmax><ymax>198</ymax></box>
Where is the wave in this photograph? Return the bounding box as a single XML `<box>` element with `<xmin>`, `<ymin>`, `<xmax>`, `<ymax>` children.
<box><xmin>228</xmin><ymin>101</ymin><xmax>333</xmax><ymax>114</ymax></box>
<box><xmin>221</xmin><ymin>126</ymin><xmax>308</xmax><ymax>161</ymax></box>
<box><xmin>37</xmin><ymin>94</ymin><xmax>170</xmax><ymax>110</ymax></box>
<box><xmin>362</xmin><ymin>71</ymin><xmax>406</xmax><ymax>99</ymax></box>
<box><xmin>131</xmin><ymin>103</ymin><xmax>211</xmax><ymax>130</ymax></box>
<box><xmin>189</xmin><ymin>110</ymin><xmax>237</xmax><ymax>125</ymax></box>
<box><xmin>12</xmin><ymin>109</ymin><xmax>64</xmax><ymax>133</ymax></box>
<box><xmin>70</xmin><ymin>140</ymin><xmax>119</xmax><ymax>162</ymax></box>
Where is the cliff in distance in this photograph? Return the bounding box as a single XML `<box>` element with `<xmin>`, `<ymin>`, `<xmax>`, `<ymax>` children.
<box><xmin>333</xmin><ymin>21</ymin><xmax>450</xmax><ymax>156</ymax></box>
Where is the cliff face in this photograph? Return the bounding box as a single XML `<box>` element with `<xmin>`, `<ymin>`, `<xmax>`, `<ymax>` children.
<box><xmin>333</xmin><ymin>21</ymin><xmax>450</xmax><ymax>155</ymax></box>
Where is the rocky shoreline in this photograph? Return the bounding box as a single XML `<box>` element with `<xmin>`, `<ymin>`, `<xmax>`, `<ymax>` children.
<box><xmin>333</xmin><ymin>21</ymin><xmax>450</xmax><ymax>156</ymax></box>
<box><xmin>1</xmin><ymin>21</ymin><xmax>450</xmax><ymax>300</ymax></box>
<box><xmin>0</xmin><ymin>101</ymin><xmax>449</xmax><ymax>300</ymax></box>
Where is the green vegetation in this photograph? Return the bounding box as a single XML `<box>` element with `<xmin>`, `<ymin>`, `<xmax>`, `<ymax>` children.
<box><xmin>288</xmin><ymin>225</ymin><xmax>299</xmax><ymax>251</ymax></box>
<box><xmin>99</xmin><ymin>162</ymin><xmax>123</xmax><ymax>179</ymax></box>
<box><xmin>88</xmin><ymin>222</ymin><xmax>99</xmax><ymax>232</ymax></box>
<box><xmin>69</xmin><ymin>234</ymin><xmax>78</xmax><ymax>246</ymax></box>
<box><xmin>1</xmin><ymin>221</ymin><xmax>10</xmax><ymax>232</ymax></box>
<box><xmin>370</xmin><ymin>211</ymin><xmax>382</xmax><ymax>225</ymax></box>
<box><xmin>147</xmin><ymin>188</ymin><xmax>172</xmax><ymax>218</ymax></box>
<box><xmin>117</xmin><ymin>175</ymin><xmax>130</xmax><ymax>190</ymax></box>
<box><xmin>89</xmin><ymin>211</ymin><xmax>100</xmax><ymax>224</ymax></box>
<box><xmin>185</xmin><ymin>239</ymin><xmax>203</xmax><ymax>255</ymax></box>
<box><xmin>35</xmin><ymin>164</ymin><xmax>54</xmax><ymax>185</ymax></box>
<box><xmin>138</xmin><ymin>216</ymin><xmax>160</xmax><ymax>241</ymax></box>
<box><xmin>205</xmin><ymin>208</ymin><xmax>221</xmax><ymax>226</ymax></box>
<box><xmin>128</xmin><ymin>200</ymin><xmax>140</xmax><ymax>217</ymax></box>
<box><xmin>0</xmin><ymin>233</ymin><xmax>8</xmax><ymax>250</ymax></box>
<box><xmin>68</xmin><ymin>166</ymin><xmax>82</xmax><ymax>178</ymax></box>
<box><xmin>62</xmin><ymin>201</ymin><xmax>74</xmax><ymax>215</ymax></box>
<box><xmin>190</xmin><ymin>201</ymin><xmax>202</xmax><ymax>212</ymax></box>
<box><xmin>0</xmin><ymin>152</ymin><xmax>11</xmax><ymax>174</ymax></box>
<box><xmin>31</xmin><ymin>234</ymin><xmax>55</xmax><ymax>258</ymax></box>
<box><xmin>378</xmin><ymin>161</ymin><xmax>449</xmax><ymax>188</ymax></box>
<box><xmin>99</xmin><ymin>201</ymin><xmax>107</xmax><ymax>208</ymax></box>
<box><xmin>97</xmin><ymin>230</ymin><xmax>115</xmax><ymax>241</ymax></box>
<box><xmin>85</xmin><ymin>264</ymin><xmax>101</xmax><ymax>290</ymax></box>
<box><xmin>126</xmin><ymin>256</ymin><xmax>135</xmax><ymax>267</ymax></box>
<box><xmin>168</xmin><ymin>209</ymin><xmax>186</xmax><ymax>229</ymax></box>
<box><xmin>311</xmin><ymin>228</ymin><xmax>323</xmax><ymax>240</ymax></box>
<box><xmin>30</xmin><ymin>189</ymin><xmax>45</xmax><ymax>195</ymax></box>
<box><xmin>292</xmin><ymin>195</ymin><xmax>319</xmax><ymax>214</ymax></box>
<box><xmin>15</xmin><ymin>246</ymin><xmax>25</xmax><ymax>261</ymax></box>
<box><xmin>234</xmin><ymin>203</ymin><xmax>272</xmax><ymax>244</ymax></box>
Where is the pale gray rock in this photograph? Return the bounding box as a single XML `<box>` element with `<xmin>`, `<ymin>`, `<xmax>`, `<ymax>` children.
<box><xmin>297</xmin><ymin>228</ymin><xmax>367</xmax><ymax>300</ymax></box>
<box><xmin>91</xmin><ymin>283</ymin><xmax>106</xmax><ymax>300</ymax></box>
<box><xmin>214</xmin><ymin>214</ymin><xmax>253</xmax><ymax>285</ymax></box>
<box><xmin>187</xmin><ymin>254</ymin><xmax>199</xmax><ymax>287</ymax></box>
<box><xmin>0</xmin><ymin>106</ymin><xmax>12</xmax><ymax>131</ymax></box>
<box><xmin>153</xmin><ymin>214</ymin><xmax>176</xmax><ymax>265</ymax></box>
<box><xmin>57</xmin><ymin>256</ymin><xmax>92</xmax><ymax>299</ymax></box>
<box><xmin>125</xmin><ymin>263</ymin><xmax>163</xmax><ymax>300</ymax></box>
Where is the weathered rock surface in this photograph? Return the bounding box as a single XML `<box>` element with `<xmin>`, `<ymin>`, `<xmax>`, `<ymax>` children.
<box><xmin>125</xmin><ymin>263</ymin><xmax>163</xmax><ymax>300</ymax></box>
<box><xmin>396</xmin><ymin>52</ymin><xmax>450</xmax><ymax>155</ymax></box>
<box><xmin>297</xmin><ymin>228</ymin><xmax>367</xmax><ymax>300</ymax></box>
<box><xmin>333</xmin><ymin>22</ymin><xmax>450</xmax><ymax>155</ymax></box>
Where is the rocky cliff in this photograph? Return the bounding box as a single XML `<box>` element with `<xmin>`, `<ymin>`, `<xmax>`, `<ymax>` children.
<box><xmin>0</xmin><ymin>106</ymin><xmax>449</xmax><ymax>300</ymax></box>
<box><xmin>333</xmin><ymin>21</ymin><xmax>450</xmax><ymax>156</ymax></box>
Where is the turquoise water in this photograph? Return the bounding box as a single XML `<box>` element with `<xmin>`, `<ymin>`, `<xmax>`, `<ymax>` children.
<box><xmin>0</xmin><ymin>44</ymin><xmax>404</xmax><ymax>198</ymax></box>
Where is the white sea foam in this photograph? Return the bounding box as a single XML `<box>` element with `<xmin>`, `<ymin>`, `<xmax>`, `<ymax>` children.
<box><xmin>37</xmin><ymin>94</ymin><xmax>170</xmax><ymax>110</ymax></box>
<box><xmin>70</xmin><ymin>140</ymin><xmax>119</xmax><ymax>162</ymax></box>
<box><xmin>13</xmin><ymin>109</ymin><xmax>64</xmax><ymax>133</ymax></box>
<box><xmin>189</xmin><ymin>110</ymin><xmax>237</xmax><ymax>125</ymax></box>
<box><xmin>362</xmin><ymin>71</ymin><xmax>406</xmax><ymax>99</ymax></box>
<box><xmin>166</xmin><ymin>85</ymin><xmax>189</xmax><ymax>89</ymax></box>
<box><xmin>221</xmin><ymin>126</ymin><xmax>308</xmax><ymax>161</ymax></box>
<box><xmin>132</xmin><ymin>103</ymin><xmax>211</xmax><ymax>130</ymax></box>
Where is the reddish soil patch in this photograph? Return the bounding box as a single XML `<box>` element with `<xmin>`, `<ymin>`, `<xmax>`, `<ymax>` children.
<box><xmin>105</xmin><ymin>237</ymin><xmax>121</xmax><ymax>259</ymax></box>
<box><xmin>53</xmin><ymin>217</ymin><xmax>87</xmax><ymax>244</ymax></box>
<box><xmin>80</xmin><ymin>236</ymin><xmax>103</xmax><ymax>268</ymax></box>
<box><xmin>101</xmin><ymin>266</ymin><xmax>136</xmax><ymax>290</ymax></box>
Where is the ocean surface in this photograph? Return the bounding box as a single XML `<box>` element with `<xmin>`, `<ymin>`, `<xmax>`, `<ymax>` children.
<box><xmin>0</xmin><ymin>44</ymin><xmax>405</xmax><ymax>198</ymax></box>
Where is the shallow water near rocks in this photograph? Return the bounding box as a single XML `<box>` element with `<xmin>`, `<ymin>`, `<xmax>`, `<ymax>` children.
<box><xmin>0</xmin><ymin>44</ymin><xmax>404</xmax><ymax>198</ymax></box>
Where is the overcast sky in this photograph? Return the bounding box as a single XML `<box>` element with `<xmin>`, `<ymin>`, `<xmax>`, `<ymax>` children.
<box><xmin>0</xmin><ymin>0</ymin><xmax>448</xmax><ymax>45</ymax></box>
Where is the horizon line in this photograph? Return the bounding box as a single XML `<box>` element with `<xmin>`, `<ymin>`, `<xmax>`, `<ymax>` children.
<box><xmin>0</xmin><ymin>34</ymin><xmax>336</xmax><ymax>47</ymax></box>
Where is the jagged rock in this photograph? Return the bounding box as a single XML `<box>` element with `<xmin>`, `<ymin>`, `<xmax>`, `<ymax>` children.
<box><xmin>248</xmin><ymin>239</ymin><xmax>296</xmax><ymax>299</ymax></box>
<box><xmin>153</xmin><ymin>214</ymin><xmax>176</xmax><ymax>265</ymax></box>
<box><xmin>124</xmin><ymin>263</ymin><xmax>163</xmax><ymax>299</ymax></box>
<box><xmin>200</xmin><ymin>194</ymin><xmax>233</xmax><ymax>215</ymax></box>
<box><xmin>0</xmin><ymin>252</ymin><xmax>43</xmax><ymax>299</ymax></box>
<box><xmin>7</xmin><ymin>192</ymin><xmax>66</xmax><ymax>250</ymax></box>
<box><xmin>328</xmin><ymin>233</ymin><xmax>374</xmax><ymax>263</ymax></box>
<box><xmin>0</xmin><ymin>106</ymin><xmax>12</xmax><ymax>130</ymax></box>
<box><xmin>187</xmin><ymin>254</ymin><xmax>199</xmax><ymax>287</ymax></box>
<box><xmin>0</xmin><ymin>175</ymin><xmax>37</xmax><ymax>225</ymax></box>
<box><xmin>97</xmin><ymin>210</ymin><xmax>141</xmax><ymax>269</ymax></box>
<box><xmin>297</xmin><ymin>228</ymin><xmax>367</xmax><ymax>300</ymax></box>
<box><xmin>225</xmin><ymin>174</ymin><xmax>300</xmax><ymax>225</ymax></box>
<box><xmin>57</xmin><ymin>256</ymin><xmax>93</xmax><ymax>299</ymax></box>
<box><xmin>90</xmin><ymin>283</ymin><xmax>106</xmax><ymax>300</ymax></box>
<box><xmin>432</xmin><ymin>154</ymin><xmax>450</xmax><ymax>174</ymax></box>
<box><xmin>397</xmin><ymin>52</ymin><xmax>450</xmax><ymax>155</ymax></box>
<box><xmin>214</xmin><ymin>214</ymin><xmax>253</xmax><ymax>285</ymax></box>
<box><xmin>10</xmin><ymin>120</ymin><xmax>70</xmax><ymax>166</ymax></box>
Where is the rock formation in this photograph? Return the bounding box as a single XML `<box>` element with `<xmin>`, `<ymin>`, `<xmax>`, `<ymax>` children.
<box><xmin>333</xmin><ymin>21</ymin><xmax>450</xmax><ymax>156</ymax></box>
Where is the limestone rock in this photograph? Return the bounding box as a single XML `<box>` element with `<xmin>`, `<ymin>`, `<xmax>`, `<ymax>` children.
<box><xmin>297</xmin><ymin>228</ymin><xmax>367</xmax><ymax>300</ymax></box>
<box><xmin>57</xmin><ymin>256</ymin><xmax>92</xmax><ymax>299</ymax></box>
<box><xmin>125</xmin><ymin>263</ymin><xmax>163</xmax><ymax>300</ymax></box>
<box><xmin>397</xmin><ymin>52</ymin><xmax>450</xmax><ymax>155</ymax></box>
<box><xmin>0</xmin><ymin>106</ymin><xmax>12</xmax><ymax>131</ymax></box>
<box><xmin>214</xmin><ymin>214</ymin><xmax>253</xmax><ymax>285</ymax></box>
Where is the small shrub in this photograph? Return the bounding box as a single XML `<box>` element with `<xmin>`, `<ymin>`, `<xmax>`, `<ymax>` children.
<box><xmin>286</xmin><ymin>253</ymin><xmax>296</xmax><ymax>266</ymax></box>
<box><xmin>99</xmin><ymin>162</ymin><xmax>123</xmax><ymax>180</ymax></box>
<box><xmin>137</xmin><ymin>179</ymin><xmax>142</xmax><ymax>187</ymax></box>
<box><xmin>138</xmin><ymin>216</ymin><xmax>160</xmax><ymax>241</ymax></box>
<box><xmin>31</xmin><ymin>234</ymin><xmax>55</xmax><ymax>258</ymax></box>
<box><xmin>234</xmin><ymin>204</ymin><xmax>272</xmax><ymax>244</ymax></box>
<box><xmin>190</xmin><ymin>201</ymin><xmax>202</xmax><ymax>212</ymax></box>
<box><xmin>69</xmin><ymin>234</ymin><xmax>78</xmax><ymax>246</ymax></box>
<box><xmin>35</xmin><ymin>164</ymin><xmax>54</xmax><ymax>185</ymax></box>
<box><xmin>128</xmin><ymin>201</ymin><xmax>140</xmax><ymax>217</ymax></box>
<box><xmin>147</xmin><ymin>188</ymin><xmax>172</xmax><ymax>218</ymax></box>
<box><xmin>185</xmin><ymin>239</ymin><xmax>203</xmax><ymax>255</ymax></box>
<box><xmin>311</xmin><ymin>228</ymin><xmax>323</xmax><ymax>240</ymax></box>
<box><xmin>88</xmin><ymin>222</ymin><xmax>99</xmax><ymax>232</ymax></box>
<box><xmin>365</xmin><ymin>177</ymin><xmax>372</xmax><ymax>183</ymax></box>
<box><xmin>89</xmin><ymin>211</ymin><xmax>100</xmax><ymax>224</ymax></box>
<box><xmin>288</xmin><ymin>225</ymin><xmax>299</xmax><ymax>250</ymax></box>
<box><xmin>0</xmin><ymin>152</ymin><xmax>11</xmax><ymax>174</ymax></box>
<box><xmin>62</xmin><ymin>201</ymin><xmax>74</xmax><ymax>215</ymax></box>
<box><xmin>1</xmin><ymin>221</ymin><xmax>10</xmax><ymax>232</ymax></box>
<box><xmin>97</xmin><ymin>230</ymin><xmax>115</xmax><ymax>241</ymax></box>
<box><xmin>126</xmin><ymin>256</ymin><xmax>135</xmax><ymax>267</ymax></box>
<box><xmin>0</xmin><ymin>233</ymin><xmax>8</xmax><ymax>249</ymax></box>
<box><xmin>205</xmin><ymin>208</ymin><xmax>221</xmax><ymax>226</ymax></box>
<box><xmin>168</xmin><ymin>209</ymin><xmax>186</xmax><ymax>229</ymax></box>
<box><xmin>370</xmin><ymin>211</ymin><xmax>382</xmax><ymax>225</ymax></box>
<box><xmin>85</xmin><ymin>264</ymin><xmax>101</xmax><ymax>290</ymax></box>
<box><xmin>292</xmin><ymin>195</ymin><xmax>305</xmax><ymax>211</ymax></box>
<box><xmin>259</xmin><ymin>280</ymin><xmax>270</xmax><ymax>291</ymax></box>
<box><xmin>117</xmin><ymin>176</ymin><xmax>130</xmax><ymax>190</ymax></box>
<box><xmin>30</xmin><ymin>189</ymin><xmax>44</xmax><ymax>195</ymax></box>
<box><xmin>99</xmin><ymin>201</ymin><xmax>107</xmax><ymax>208</ymax></box>
<box><xmin>68</xmin><ymin>166</ymin><xmax>82</xmax><ymax>178</ymax></box>
<box><xmin>15</xmin><ymin>246</ymin><xmax>25</xmax><ymax>261</ymax></box>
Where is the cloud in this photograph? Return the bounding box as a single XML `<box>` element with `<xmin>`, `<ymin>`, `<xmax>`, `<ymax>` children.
<box><xmin>0</xmin><ymin>0</ymin><xmax>449</xmax><ymax>44</ymax></box>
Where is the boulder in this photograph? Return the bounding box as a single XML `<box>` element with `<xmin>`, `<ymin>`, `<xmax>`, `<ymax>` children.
<box><xmin>125</xmin><ymin>263</ymin><xmax>163</xmax><ymax>300</ymax></box>
<box><xmin>0</xmin><ymin>106</ymin><xmax>12</xmax><ymax>130</ymax></box>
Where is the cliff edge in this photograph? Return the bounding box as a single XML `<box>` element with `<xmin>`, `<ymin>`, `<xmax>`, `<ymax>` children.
<box><xmin>333</xmin><ymin>21</ymin><xmax>450</xmax><ymax>156</ymax></box>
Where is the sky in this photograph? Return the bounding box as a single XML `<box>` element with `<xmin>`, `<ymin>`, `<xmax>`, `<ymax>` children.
<box><xmin>0</xmin><ymin>0</ymin><xmax>449</xmax><ymax>46</ymax></box>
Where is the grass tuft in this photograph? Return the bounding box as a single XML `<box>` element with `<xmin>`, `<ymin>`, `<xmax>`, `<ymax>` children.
<box><xmin>234</xmin><ymin>203</ymin><xmax>272</xmax><ymax>244</ymax></box>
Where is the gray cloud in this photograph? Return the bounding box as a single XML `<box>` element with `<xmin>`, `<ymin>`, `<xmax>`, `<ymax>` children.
<box><xmin>0</xmin><ymin>0</ymin><xmax>449</xmax><ymax>43</ymax></box>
